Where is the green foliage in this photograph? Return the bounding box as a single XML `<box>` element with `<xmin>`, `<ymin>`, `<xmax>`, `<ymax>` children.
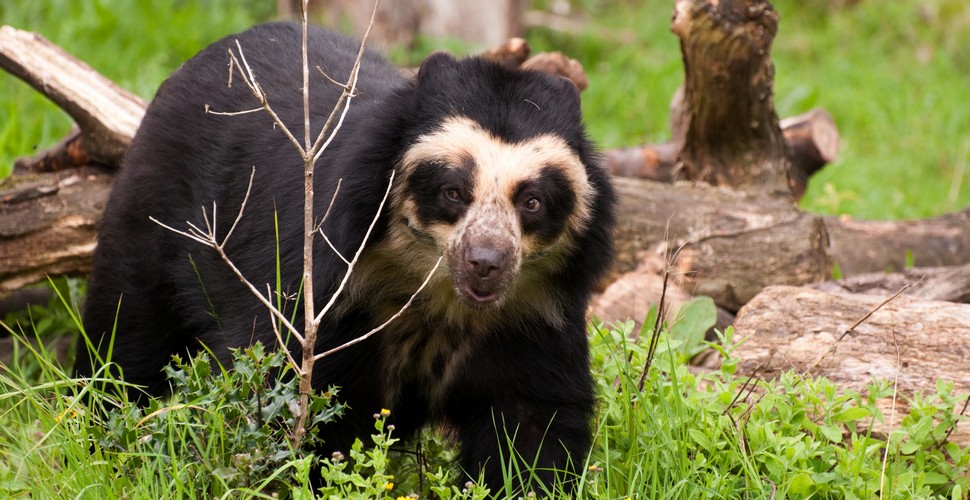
<box><xmin>2</xmin><ymin>295</ymin><xmax>969</xmax><ymax>498</ymax></box>
<box><xmin>581</xmin><ymin>300</ymin><xmax>970</xmax><ymax>499</ymax></box>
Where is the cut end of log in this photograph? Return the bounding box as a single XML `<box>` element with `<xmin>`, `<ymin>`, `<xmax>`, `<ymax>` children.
<box><xmin>781</xmin><ymin>108</ymin><xmax>840</xmax><ymax>165</ymax></box>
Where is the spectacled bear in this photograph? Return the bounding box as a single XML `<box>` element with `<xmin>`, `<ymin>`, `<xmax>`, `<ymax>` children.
<box><xmin>76</xmin><ymin>22</ymin><xmax>615</xmax><ymax>492</ymax></box>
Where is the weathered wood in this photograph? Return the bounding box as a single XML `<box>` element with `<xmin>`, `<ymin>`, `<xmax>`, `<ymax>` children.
<box><xmin>825</xmin><ymin>207</ymin><xmax>970</xmax><ymax>276</ymax></box>
<box><xmin>520</xmin><ymin>50</ymin><xmax>588</xmax><ymax>90</ymax></box>
<box><xmin>611</xmin><ymin>177</ymin><xmax>832</xmax><ymax>311</ymax></box>
<box><xmin>603</xmin><ymin>143</ymin><xmax>679</xmax><ymax>182</ymax></box>
<box><xmin>590</xmin><ymin>251</ymin><xmax>735</xmax><ymax>332</ymax></box>
<box><xmin>0</xmin><ymin>25</ymin><xmax>146</xmax><ymax>167</ymax></box>
<box><xmin>0</xmin><ymin>167</ymin><xmax>113</xmax><ymax>299</ymax></box>
<box><xmin>781</xmin><ymin>108</ymin><xmax>839</xmax><ymax>197</ymax></box>
<box><xmin>814</xmin><ymin>263</ymin><xmax>970</xmax><ymax>304</ymax></box>
<box><xmin>732</xmin><ymin>285</ymin><xmax>970</xmax><ymax>447</ymax></box>
<box><xmin>672</xmin><ymin>0</ymin><xmax>792</xmax><ymax>197</ymax></box>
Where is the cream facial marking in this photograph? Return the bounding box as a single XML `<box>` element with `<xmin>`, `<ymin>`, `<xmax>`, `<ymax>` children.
<box><xmin>372</xmin><ymin>115</ymin><xmax>596</xmax><ymax>317</ymax></box>
<box><xmin>399</xmin><ymin>116</ymin><xmax>595</xmax><ymax>239</ymax></box>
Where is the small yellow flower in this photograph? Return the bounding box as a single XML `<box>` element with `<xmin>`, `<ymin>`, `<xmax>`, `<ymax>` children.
<box><xmin>385</xmin><ymin>481</ymin><xmax>394</xmax><ymax>491</ymax></box>
<box><xmin>54</xmin><ymin>409</ymin><xmax>79</xmax><ymax>423</ymax></box>
<box><xmin>380</xmin><ymin>408</ymin><xmax>391</xmax><ymax>417</ymax></box>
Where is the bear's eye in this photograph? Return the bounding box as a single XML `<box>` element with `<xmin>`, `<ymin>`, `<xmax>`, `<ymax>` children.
<box><xmin>444</xmin><ymin>187</ymin><xmax>463</xmax><ymax>203</ymax></box>
<box><xmin>522</xmin><ymin>196</ymin><xmax>542</xmax><ymax>212</ymax></box>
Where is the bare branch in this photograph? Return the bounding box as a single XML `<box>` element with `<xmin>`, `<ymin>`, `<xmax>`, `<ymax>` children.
<box><xmin>309</xmin><ymin>0</ymin><xmax>380</xmax><ymax>162</ymax></box>
<box><xmin>313</xmin><ymin>169</ymin><xmax>395</xmax><ymax>326</ymax></box>
<box><xmin>316</xmin><ymin>65</ymin><xmax>359</xmax><ymax>94</ymax></box>
<box><xmin>319</xmin><ymin>178</ymin><xmax>343</xmax><ymax>225</ymax></box>
<box><xmin>148</xmin><ymin>217</ymin><xmax>211</xmax><ymax>247</ymax></box>
<box><xmin>318</xmin><ymin>228</ymin><xmax>350</xmax><ymax>265</ymax></box>
<box><xmin>221</xmin><ymin>167</ymin><xmax>256</xmax><ymax>246</ymax></box>
<box><xmin>211</xmin><ymin>243</ymin><xmax>306</xmax><ymax>345</ymax></box>
<box><xmin>314</xmin><ymin>255</ymin><xmax>442</xmax><ymax>361</ymax></box>
<box><xmin>150</xmin><ymin>203</ymin><xmax>305</xmax><ymax>346</ymax></box>
<box><xmin>225</xmin><ymin>41</ymin><xmax>306</xmax><ymax>156</ymax></box>
<box><xmin>204</xmin><ymin>104</ymin><xmax>263</xmax><ymax>116</ymax></box>
<box><xmin>301</xmin><ymin>1</ymin><xmax>311</xmax><ymax>153</ymax></box>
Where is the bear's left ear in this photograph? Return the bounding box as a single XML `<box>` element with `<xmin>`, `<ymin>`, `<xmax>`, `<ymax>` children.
<box><xmin>416</xmin><ymin>51</ymin><xmax>458</xmax><ymax>87</ymax></box>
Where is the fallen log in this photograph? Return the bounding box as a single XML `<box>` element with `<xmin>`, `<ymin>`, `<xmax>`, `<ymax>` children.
<box><xmin>814</xmin><ymin>263</ymin><xmax>970</xmax><ymax>304</ymax></box>
<box><xmin>589</xmin><ymin>251</ymin><xmax>736</xmax><ymax>333</ymax></box>
<box><xmin>732</xmin><ymin>285</ymin><xmax>970</xmax><ymax>447</ymax></box>
<box><xmin>611</xmin><ymin>177</ymin><xmax>832</xmax><ymax>311</ymax></box>
<box><xmin>0</xmin><ymin>25</ymin><xmax>145</xmax><ymax>169</ymax></box>
<box><xmin>825</xmin><ymin>208</ymin><xmax>970</xmax><ymax>276</ymax></box>
<box><xmin>0</xmin><ymin>166</ymin><xmax>113</xmax><ymax>298</ymax></box>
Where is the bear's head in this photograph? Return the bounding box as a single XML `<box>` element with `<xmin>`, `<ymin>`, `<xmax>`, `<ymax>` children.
<box><xmin>347</xmin><ymin>51</ymin><xmax>612</xmax><ymax>329</ymax></box>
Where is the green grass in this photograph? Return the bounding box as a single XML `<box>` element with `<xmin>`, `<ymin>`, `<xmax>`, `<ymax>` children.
<box><xmin>2</xmin><ymin>298</ymin><xmax>967</xmax><ymax>498</ymax></box>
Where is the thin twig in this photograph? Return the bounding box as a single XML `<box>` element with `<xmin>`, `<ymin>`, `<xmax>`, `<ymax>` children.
<box><xmin>266</xmin><ymin>284</ymin><xmax>300</xmax><ymax>368</ymax></box>
<box><xmin>226</xmin><ymin>40</ymin><xmax>306</xmax><ymax>156</ymax></box>
<box><xmin>319</xmin><ymin>178</ymin><xmax>343</xmax><ymax>225</ymax></box>
<box><xmin>204</xmin><ymin>104</ymin><xmax>263</xmax><ymax>116</ymax></box>
<box><xmin>804</xmin><ymin>282</ymin><xmax>915</xmax><ymax>375</ymax></box>
<box><xmin>313</xmin><ymin>255</ymin><xmax>443</xmax><ymax>361</ymax></box>
<box><xmin>221</xmin><ymin>167</ymin><xmax>256</xmax><ymax>246</ymax></box>
<box><xmin>150</xmin><ymin>211</ymin><xmax>305</xmax><ymax>346</ymax></box>
<box><xmin>318</xmin><ymin>229</ymin><xmax>350</xmax><ymax>266</ymax></box>
<box><xmin>638</xmin><ymin>219</ymin><xmax>689</xmax><ymax>392</ymax></box>
<box><xmin>313</xmin><ymin>169</ymin><xmax>395</xmax><ymax>326</ymax></box>
<box><xmin>309</xmin><ymin>1</ymin><xmax>379</xmax><ymax>162</ymax></box>
<box><xmin>879</xmin><ymin>316</ymin><xmax>901</xmax><ymax>500</ymax></box>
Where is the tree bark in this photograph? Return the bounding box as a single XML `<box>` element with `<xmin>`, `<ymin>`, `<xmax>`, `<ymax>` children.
<box><xmin>611</xmin><ymin>177</ymin><xmax>970</xmax><ymax>311</ymax></box>
<box><xmin>0</xmin><ymin>166</ymin><xmax>113</xmax><ymax>299</ymax></box>
<box><xmin>671</xmin><ymin>0</ymin><xmax>792</xmax><ymax>197</ymax></box>
<box><xmin>732</xmin><ymin>285</ymin><xmax>970</xmax><ymax>447</ymax></box>
<box><xmin>814</xmin><ymin>263</ymin><xmax>970</xmax><ymax>304</ymax></box>
<box><xmin>611</xmin><ymin>177</ymin><xmax>832</xmax><ymax>311</ymax></box>
<box><xmin>825</xmin><ymin>208</ymin><xmax>970</xmax><ymax>276</ymax></box>
<box><xmin>604</xmin><ymin>108</ymin><xmax>840</xmax><ymax>195</ymax></box>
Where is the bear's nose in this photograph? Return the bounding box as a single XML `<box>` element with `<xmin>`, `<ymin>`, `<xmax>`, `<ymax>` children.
<box><xmin>464</xmin><ymin>246</ymin><xmax>508</xmax><ymax>280</ymax></box>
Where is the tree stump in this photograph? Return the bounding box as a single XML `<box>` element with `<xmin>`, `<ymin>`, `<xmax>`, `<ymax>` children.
<box><xmin>672</xmin><ymin>0</ymin><xmax>792</xmax><ymax>197</ymax></box>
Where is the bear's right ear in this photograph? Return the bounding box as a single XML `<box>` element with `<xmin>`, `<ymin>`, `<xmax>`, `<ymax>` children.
<box><xmin>416</xmin><ymin>51</ymin><xmax>459</xmax><ymax>87</ymax></box>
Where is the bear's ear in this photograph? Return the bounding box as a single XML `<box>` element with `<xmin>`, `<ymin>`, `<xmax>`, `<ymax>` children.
<box><xmin>416</xmin><ymin>51</ymin><xmax>459</xmax><ymax>87</ymax></box>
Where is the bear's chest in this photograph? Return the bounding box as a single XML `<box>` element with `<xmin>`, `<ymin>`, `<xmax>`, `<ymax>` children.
<box><xmin>376</xmin><ymin>309</ymin><xmax>482</xmax><ymax>411</ymax></box>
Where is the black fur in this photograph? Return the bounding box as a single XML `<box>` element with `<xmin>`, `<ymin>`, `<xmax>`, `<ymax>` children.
<box><xmin>77</xmin><ymin>22</ymin><xmax>615</xmax><ymax>493</ymax></box>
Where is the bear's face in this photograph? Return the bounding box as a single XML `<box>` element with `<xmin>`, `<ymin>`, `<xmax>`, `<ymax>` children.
<box><xmin>395</xmin><ymin>116</ymin><xmax>595</xmax><ymax>308</ymax></box>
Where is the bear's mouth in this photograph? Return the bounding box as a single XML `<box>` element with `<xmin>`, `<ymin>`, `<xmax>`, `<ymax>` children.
<box><xmin>456</xmin><ymin>282</ymin><xmax>503</xmax><ymax>306</ymax></box>
<box><xmin>462</xmin><ymin>285</ymin><xmax>502</xmax><ymax>305</ymax></box>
